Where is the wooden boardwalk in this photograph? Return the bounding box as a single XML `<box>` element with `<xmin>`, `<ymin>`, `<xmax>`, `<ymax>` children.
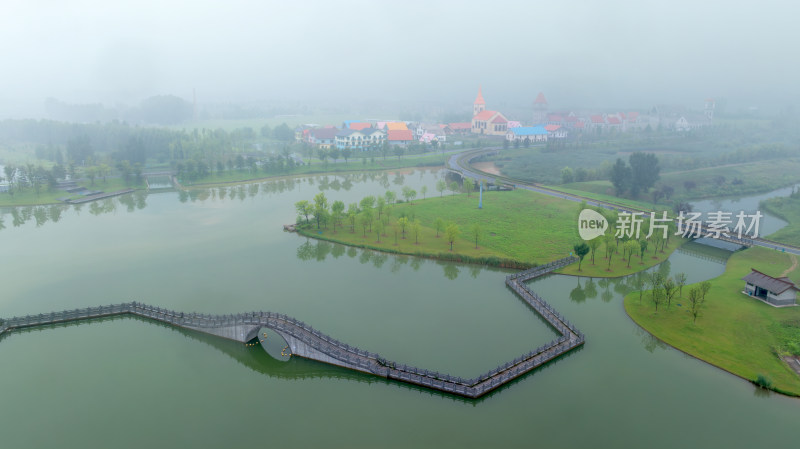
<box><xmin>0</xmin><ymin>257</ymin><xmax>583</xmax><ymax>398</ymax></box>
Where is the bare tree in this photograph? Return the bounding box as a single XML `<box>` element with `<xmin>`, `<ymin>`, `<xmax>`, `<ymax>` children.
<box><xmin>687</xmin><ymin>286</ymin><xmax>705</xmax><ymax>323</ymax></box>
<box><xmin>662</xmin><ymin>277</ymin><xmax>678</xmax><ymax>309</ymax></box>
<box><xmin>675</xmin><ymin>273</ymin><xmax>687</xmax><ymax>297</ymax></box>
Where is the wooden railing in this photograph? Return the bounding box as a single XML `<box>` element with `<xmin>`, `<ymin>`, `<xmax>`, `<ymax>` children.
<box><xmin>0</xmin><ymin>256</ymin><xmax>584</xmax><ymax>398</ymax></box>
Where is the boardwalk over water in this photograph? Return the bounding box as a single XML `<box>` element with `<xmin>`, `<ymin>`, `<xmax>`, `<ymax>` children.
<box><xmin>0</xmin><ymin>257</ymin><xmax>583</xmax><ymax>398</ymax></box>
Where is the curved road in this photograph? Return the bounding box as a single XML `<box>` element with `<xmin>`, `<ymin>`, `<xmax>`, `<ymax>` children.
<box><xmin>447</xmin><ymin>148</ymin><xmax>800</xmax><ymax>256</ymax></box>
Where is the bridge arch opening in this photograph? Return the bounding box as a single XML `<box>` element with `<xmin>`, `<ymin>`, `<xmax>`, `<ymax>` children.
<box><xmin>257</xmin><ymin>327</ymin><xmax>292</xmax><ymax>362</ymax></box>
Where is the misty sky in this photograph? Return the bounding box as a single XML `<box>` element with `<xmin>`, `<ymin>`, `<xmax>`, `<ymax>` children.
<box><xmin>1</xmin><ymin>0</ymin><xmax>798</xmax><ymax>115</ymax></box>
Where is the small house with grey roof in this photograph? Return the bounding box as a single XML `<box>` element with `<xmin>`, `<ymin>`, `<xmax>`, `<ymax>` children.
<box><xmin>742</xmin><ymin>268</ymin><xmax>799</xmax><ymax>307</ymax></box>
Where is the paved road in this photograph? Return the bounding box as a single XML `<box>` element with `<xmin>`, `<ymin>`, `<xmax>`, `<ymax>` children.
<box><xmin>447</xmin><ymin>148</ymin><xmax>800</xmax><ymax>256</ymax></box>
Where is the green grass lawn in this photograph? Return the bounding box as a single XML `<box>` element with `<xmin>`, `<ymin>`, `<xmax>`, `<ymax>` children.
<box><xmin>625</xmin><ymin>246</ymin><xmax>800</xmax><ymax>395</ymax></box>
<box><xmin>298</xmin><ymin>189</ymin><xmax>683</xmax><ymax>276</ymax></box>
<box><xmin>543</xmin><ymin>183</ymin><xmax>659</xmax><ymax>212</ymax></box>
<box><xmin>559</xmin><ymin>158</ymin><xmax>800</xmax><ymax>205</ymax></box>
<box><xmin>558</xmin><ymin>236</ymin><xmax>685</xmax><ymax>277</ymax></box>
<box><xmin>761</xmin><ymin>196</ymin><xmax>800</xmax><ymax>247</ymax></box>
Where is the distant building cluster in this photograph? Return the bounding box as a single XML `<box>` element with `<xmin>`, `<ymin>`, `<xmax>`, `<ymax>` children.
<box><xmin>294</xmin><ymin>88</ymin><xmax>715</xmax><ymax>149</ymax></box>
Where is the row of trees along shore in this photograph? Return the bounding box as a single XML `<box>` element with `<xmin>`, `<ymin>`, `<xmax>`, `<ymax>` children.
<box><xmin>571</xmin><ymin>202</ymin><xmax>678</xmax><ymax>272</ymax></box>
<box><xmin>1</xmin><ymin>159</ymin><xmax>144</xmax><ymax>198</ymax></box>
<box><xmin>294</xmin><ymin>189</ymin><xmax>483</xmax><ymax>251</ymax></box>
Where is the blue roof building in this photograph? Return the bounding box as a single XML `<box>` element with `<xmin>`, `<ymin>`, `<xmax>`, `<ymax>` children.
<box><xmin>506</xmin><ymin>126</ymin><xmax>549</xmax><ymax>142</ymax></box>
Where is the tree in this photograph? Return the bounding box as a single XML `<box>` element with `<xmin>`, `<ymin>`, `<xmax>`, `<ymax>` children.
<box><xmin>624</xmin><ymin>240</ymin><xmax>639</xmax><ymax>267</ymax></box>
<box><xmin>463</xmin><ymin>178</ymin><xmax>474</xmax><ymax>197</ymax></box>
<box><xmin>376</xmin><ymin>196</ymin><xmax>386</xmax><ymax>219</ymax></box>
<box><xmin>434</xmin><ymin>217</ymin><xmax>445</xmax><ymax>237</ymax></box>
<box><xmin>675</xmin><ymin>273</ymin><xmax>687</xmax><ymax>297</ymax></box>
<box><xmin>347</xmin><ymin>203</ymin><xmax>358</xmax><ymax>232</ymax></box>
<box><xmin>662</xmin><ymin>277</ymin><xmax>678</xmax><ymax>309</ymax></box>
<box><xmin>629</xmin><ymin>152</ymin><xmax>660</xmax><ymax>198</ymax></box>
<box><xmin>420</xmin><ymin>185</ymin><xmax>428</xmax><ymax>199</ymax></box>
<box><xmin>3</xmin><ymin>165</ymin><xmax>15</xmax><ymax>194</ymax></box>
<box><xmin>313</xmin><ymin>192</ymin><xmax>328</xmax><ymax>229</ymax></box>
<box><xmin>375</xmin><ymin>220</ymin><xmax>385</xmax><ymax>243</ymax></box>
<box><xmin>295</xmin><ymin>200</ymin><xmax>312</xmax><ymax>224</ymax></box>
<box><xmin>380</xmin><ymin>141</ymin><xmax>390</xmax><ymax>160</ymax></box>
<box><xmin>360</xmin><ymin>195</ymin><xmax>376</xmax><ymax>212</ymax></box>
<box><xmin>412</xmin><ymin>220</ymin><xmax>422</xmax><ymax>244</ymax></box>
<box><xmin>402</xmin><ymin>186</ymin><xmax>416</xmax><ymax>204</ymax></box>
<box><xmin>341</xmin><ymin>147</ymin><xmax>352</xmax><ymax>164</ymax></box>
<box><xmin>449</xmin><ymin>181</ymin><xmax>459</xmax><ymax>196</ymax></box>
<box><xmin>588</xmin><ymin>238</ymin><xmax>601</xmax><ymax>264</ymax></box>
<box><xmin>85</xmin><ymin>166</ymin><xmax>98</xmax><ymax>186</ymax></box>
<box><xmin>651</xmin><ymin>284</ymin><xmax>664</xmax><ymax>312</ymax></box>
<box><xmin>470</xmin><ymin>223</ymin><xmax>482</xmax><ymax>248</ymax></box>
<box><xmin>445</xmin><ymin>223</ymin><xmax>460</xmax><ymax>250</ymax></box>
<box><xmin>603</xmin><ymin>234</ymin><xmax>615</xmax><ymax>269</ymax></box>
<box><xmin>331</xmin><ymin>200</ymin><xmax>345</xmax><ymax>233</ymax></box>
<box><xmin>561</xmin><ymin>166</ymin><xmax>574</xmax><ymax>184</ymax></box>
<box><xmin>648</xmin><ymin>272</ymin><xmax>664</xmax><ymax>310</ymax></box>
<box><xmin>138</xmin><ymin>95</ymin><xmax>192</xmax><ymax>124</ymax></box>
<box><xmin>358</xmin><ymin>212</ymin><xmax>370</xmax><ymax>237</ymax></box>
<box><xmin>362</xmin><ymin>208</ymin><xmax>374</xmax><ymax>232</ymax></box>
<box><xmin>573</xmin><ymin>242</ymin><xmax>590</xmax><ymax>271</ymax></box>
<box><xmin>397</xmin><ymin>217</ymin><xmax>409</xmax><ymax>239</ymax></box>
<box><xmin>610</xmin><ymin>158</ymin><xmax>631</xmax><ymax>196</ymax></box>
<box><xmin>436</xmin><ymin>179</ymin><xmax>446</xmax><ymax>197</ymax></box>
<box><xmin>273</xmin><ymin>123</ymin><xmax>295</xmax><ymax>141</ymax></box>
<box><xmin>632</xmin><ymin>274</ymin><xmax>647</xmax><ymax>303</ymax></box>
<box><xmin>700</xmin><ymin>281</ymin><xmax>712</xmax><ymax>300</ymax></box>
<box><xmin>687</xmin><ymin>286</ymin><xmax>705</xmax><ymax>323</ymax></box>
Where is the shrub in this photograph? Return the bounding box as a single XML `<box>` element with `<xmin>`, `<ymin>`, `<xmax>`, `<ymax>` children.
<box><xmin>754</xmin><ymin>374</ymin><xmax>773</xmax><ymax>389</ymax></box>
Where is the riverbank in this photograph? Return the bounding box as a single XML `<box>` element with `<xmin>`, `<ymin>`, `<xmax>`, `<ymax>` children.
<box><xmin>624</xmin><ymin>245</ymin><xmax>800</xmax><ymax>396</ymax></box>
<box><xmin>296</xmin><ymin>189</ymin><xmax>684</xmax><ymax>277</ymax></box>
<box><xmin>554</xmin><ymin>158</ymin><xmax>800</xmax><ymax>208</ymax></box>
<box><xmin>0</xmin><ymin>178</ymin><xmax>146</xmax><ymax>207</ymax></box>
<box><xmin>179</xmin><ymin>153</ymin><xmax>449</xmax><ymax>187</ymax></box>
<box><xmin>0</xmin><ymin>152</ymin><xmax>454</xmax><ymax>207</ymax></box>
<box><xmin>761</xmin><ymin>196</ymin><xmax>800</xmax><ymax>247</ymax></box>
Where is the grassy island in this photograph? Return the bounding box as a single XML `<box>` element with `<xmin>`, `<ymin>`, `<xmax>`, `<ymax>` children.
<box><xmin>625</xmin><ymin>246</ymin><xmax>800</xmax><ymax>395</ymax></box>
<box><xmin>295</xmin><ymin>188</ymin><xmax>684</xmax><ymax>277</ymax></box>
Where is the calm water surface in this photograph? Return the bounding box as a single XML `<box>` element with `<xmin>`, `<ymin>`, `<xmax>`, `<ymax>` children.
<box><xmin>0</xmin><ymin>170</ymin><xmax>798</xmax><ymax>448</ymax></box>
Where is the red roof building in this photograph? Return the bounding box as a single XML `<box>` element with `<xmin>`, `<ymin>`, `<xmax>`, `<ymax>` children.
<box><xmin>387</xmin><ymin>129</ymin><xmax>414</xmax><ymax>144</ymax></box>
<box><xmin>349</xmin><ymin>122</ymin><xmax>373</xmax><ymax>131</ymax></box>
<box><xmin>474</xmin><ymin>87</ymin><xmax>486</xmax><ymax>105</ymax></box>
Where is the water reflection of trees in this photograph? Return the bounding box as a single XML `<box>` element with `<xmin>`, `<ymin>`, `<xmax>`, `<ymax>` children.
<box><xmin>0</xmin><ymin>169</ymin><xmax>443</xmax><ymax>233</ymax></box>
<box><xmin>294</xmin><ymin>239</ymin><xmax>492</xmax><ymax>280</ymax></box>
<box><xmin>570</xmin><ymin>279</ymin><xmax>586</xmax><ymax>303</ymax></box>
<box><xmin>0</xmin><ymin>191</ymin><xmax>149</xmax><ymax>231</ymax></box>
<box><xmin>635</xmin><ymin>326</ymin><xmax>668</xmax><ymax>353</ymax></box>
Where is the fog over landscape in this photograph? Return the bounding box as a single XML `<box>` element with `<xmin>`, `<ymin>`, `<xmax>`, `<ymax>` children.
<box><xmin>2</xmin><ymin>0</ymin><xmax>798</xmax><ymax>118</ymax></box>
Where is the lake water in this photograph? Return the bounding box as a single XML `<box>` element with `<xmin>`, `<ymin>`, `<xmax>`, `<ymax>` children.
<box><xmin>0</xmin><ymin>169</ymin><xmax>798</xmax><ymax>448</ymax></box>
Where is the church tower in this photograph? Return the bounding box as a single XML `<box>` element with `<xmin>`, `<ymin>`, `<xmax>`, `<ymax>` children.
<box><xmin>533</xmin><ymin>92</ymin><xmax>548</xmax><ymax>124</ymax></box>
<box><xmin>473</xmin><ymin>87</ymin><xmax>486</xmax><ymax>117</ymax></box>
